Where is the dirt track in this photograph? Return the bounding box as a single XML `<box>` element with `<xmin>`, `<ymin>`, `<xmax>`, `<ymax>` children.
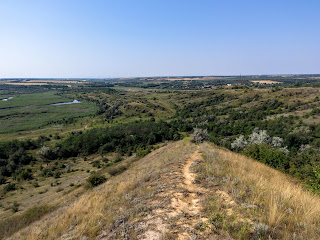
<box><xmin>140</xmin><ymin>147</ymin><xmax>209</xmax><ymax>239</ymax></box>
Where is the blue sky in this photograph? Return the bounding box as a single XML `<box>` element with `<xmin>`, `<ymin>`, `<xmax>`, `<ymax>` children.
<box><xmin>0</xmin><ymin>0</ymin><xmax>319</xmax><ymax>77</ymax></box>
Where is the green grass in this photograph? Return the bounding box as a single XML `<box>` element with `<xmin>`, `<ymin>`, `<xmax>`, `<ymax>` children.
<box><xmin>0</xmin><ymin>91</ymin><xmax>98</xmax><ymax>134</ymax></box>
<box><xmin>0</xmin><ymin>91</ymin><xmax>69</xmax><ymax>107</ymax></box>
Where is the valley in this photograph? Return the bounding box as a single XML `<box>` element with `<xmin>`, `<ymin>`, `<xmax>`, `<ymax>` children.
<box><xmin>1</xmin><ymin>77</ymin><xmax>320</xmax><ymax>239</ymax></box>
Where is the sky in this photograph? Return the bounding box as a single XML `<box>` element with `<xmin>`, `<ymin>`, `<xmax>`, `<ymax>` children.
<box><xmin>0</xmin><ymin>0</ymin><xmax>319</xmax><ymax>78</ymax></box>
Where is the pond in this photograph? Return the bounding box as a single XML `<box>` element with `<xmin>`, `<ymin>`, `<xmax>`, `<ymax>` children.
<box><xmin>51</xmin><ymin>100</ymin><xmax>82</xmax><ymax>105</ymax></box>
<box><xmin>1</xmin><ymin>97</ymin><xmax>13</xmax><ymax>101</ymax></box>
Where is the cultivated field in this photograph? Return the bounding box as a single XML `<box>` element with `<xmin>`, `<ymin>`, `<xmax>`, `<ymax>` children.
<box><xmin>251</xmin><ymin>80</ymin><xmax>281</xmax><ymax>84</ymax></box>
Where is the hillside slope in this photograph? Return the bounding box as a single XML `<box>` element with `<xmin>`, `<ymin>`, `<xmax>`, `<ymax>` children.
<box><xmin>9</xmin><ymin>140</ymin><xmax>320</xmax><ymax>239</ymax></box>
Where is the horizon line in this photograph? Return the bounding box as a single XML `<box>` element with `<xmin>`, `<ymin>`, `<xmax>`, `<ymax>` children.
<box><xmin>1</xmin><ymin>73</ymin><xmax>320</xmax><ymax>80</ymax></box>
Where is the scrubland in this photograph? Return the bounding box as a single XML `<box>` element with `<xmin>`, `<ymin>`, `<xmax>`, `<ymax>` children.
<box><xmin>2</xmin><ymin>80</ymin><xmax>320</xmax><ymax>239</ymax></box>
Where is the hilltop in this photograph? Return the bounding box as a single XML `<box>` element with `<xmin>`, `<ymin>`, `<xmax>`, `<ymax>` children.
<box><xmin>6</xmin><ymin>140</ymin><xmax>320</xmax><ymax>240</ymax></box>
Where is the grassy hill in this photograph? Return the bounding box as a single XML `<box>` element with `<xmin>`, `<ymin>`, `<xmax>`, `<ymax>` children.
<box><xmin>6</xmin><ymin>140</ymin><xmax>320</xmax><ymax>239</ymax></box>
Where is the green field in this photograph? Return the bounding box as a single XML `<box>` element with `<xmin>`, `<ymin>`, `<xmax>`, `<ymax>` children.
<box><xmin>0</xmin><ymin>91</ymin><xmax>98</xmax><ymax>134</ymax></box>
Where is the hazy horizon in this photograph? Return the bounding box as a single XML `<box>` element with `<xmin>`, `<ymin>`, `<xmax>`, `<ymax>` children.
<box><xmin>1</xmin><ymin>0</ymin><xmax>319</xmax><ymax>78</ymax></box>
<box><xmin>1</xmin><ymin>73</ymin><xmax>320</xmax><ymax>80</ymax></box>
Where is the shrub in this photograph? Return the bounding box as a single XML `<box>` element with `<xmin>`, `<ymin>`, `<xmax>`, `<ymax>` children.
<box><xmin>40</xmin><ymin>168</ymin><xmax>53</xmax><ymax>177</ymax></box>
<box><xmin>54</xmin><ymin>171</ymin><xmax>62</xmax><ymax>179</ymax></box>
<box><xmin>3</xmin><ymin>183</ymin><xmax>16</xmax><ymax>193</ymax></box>
<box><xmin>92</xmin><ymin>160</ymin><xmax>101</xmax><ymax>168</ymax></box>
<box><xmin>248</xmin><ymin>130</ymin><xmax>270</xmax><ymax>145</ymax></box>
<box><xmin>107</xmin><ymin>165</ymin><xmax>127</xmax><ymax>176</ymax></box>
<box><xmin>86</xmin><ymin>174</ymin><xmax>106</xmax><ymax>187</ymax></box>
<box><xmin>114</xmin><ymin>155</ymin><xmax>123</xmax><ymax>163</ymax></box>
<box><xmin>18</xmin><ymin>169</ymin><xmax>33</xmax><ymax>180</ymax></box>
<box><xmin>0</xmin><ymin>176</ymin><xmax>6</xmax><ymax>185</ymax></box>
<box><xmin>244</xmin><ymin>144</ymin><xmax>290</xmax><ymax>171</ymax></box>
<box><xmin>190</xmin><ymin>128</ymin><xmax>209</xmax><ymax>143</ymax></box>
<box><xmin>11</xmin><ymin>201</ymin><xmax>19</xmax><ymax>213</ymax></box>
<box><xmin>37</xmin><ymin>146</ymin><xmax>55</xmax><ymax>159</ymax></box>
<box><xmin>54</xmin><ymin>134</ymin><xmax>61</xmax><ymax>140</ymax></box>
<box><xmin>231</xmin><ymin>135</ymin><xmax>248</xmax><ymax>150</ymax></box>
<box><xmin>136</xmin><ymin>147</ymin><xmax>151</xmax><ymax>158</ymax></box>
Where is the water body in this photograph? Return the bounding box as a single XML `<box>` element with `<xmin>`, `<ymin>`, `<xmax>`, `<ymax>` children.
<box><xmin>51</xmin><ymin>99</ymin><xmax>81</xmax><ymax>105</ymax></box>
<box><xmin>1</xmin><ymin>97</ymin><xmax>13</xmax><ymax>101</ymax></box>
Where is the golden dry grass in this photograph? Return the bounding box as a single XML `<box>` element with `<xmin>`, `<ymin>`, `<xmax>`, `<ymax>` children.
<box><xmin>198</xmin><ymin>142</ymin><xmax>320</xmax><ymax>239</ymax></box>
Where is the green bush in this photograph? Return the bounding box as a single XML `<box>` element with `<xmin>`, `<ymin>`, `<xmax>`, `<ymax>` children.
<box><xmin>114</xmin><ymin>155</ymin><xmax>123</xmax><ymax>163</ymax></box>
<box><xmin>136</xmin><ymin>147</ymin><xmax>151</xmax><ymax>158</ymax></box>
<box><xmin>244</xmin><ymin>144</ymin><xmax>290</xmax><ymax>171</ymax></box>
<box><xmin>18</xmin><ymin>169</ymin><xmax>33</xmax><ymax>180</ymax></box>
<box><xmin>92</xmin><ymin>160</ymin><xmax>101</xmax><ymax>168</ymax></box>
<box><xmin>86</xmin><ymin>174</ymin><xmax>106</xmax><ymax>187</ymax></box>
<box><xmin>3</xmin><ymin>183</ymin><xmax>16</xmax><ymax>193</ymax></box>
<box><xmin>54</xmin><ymin>171</ymin><xmax>62</xmax><ymax>179</ymax></box>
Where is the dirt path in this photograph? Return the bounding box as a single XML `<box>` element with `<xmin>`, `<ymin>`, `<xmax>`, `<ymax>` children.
<box><xmin>140</xmin><ymin>147</ymin><xmax>208</xmax><ymax>239</ymax></box>
<box><xmin>172</xmin><ymin>147</ymin><xmax>207</xmax><ymax>239</ymax></box>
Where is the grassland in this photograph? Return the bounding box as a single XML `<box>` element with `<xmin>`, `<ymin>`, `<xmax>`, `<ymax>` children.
<box><xmin>0</xmin><ymin>91</ymin><xmax>98</xmax><ymax>135</ymax></box>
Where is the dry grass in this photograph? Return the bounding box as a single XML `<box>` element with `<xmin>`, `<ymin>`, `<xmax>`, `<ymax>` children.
<box><xmin>0</xmin><ymin>205</ymin><xmax>56</xmax><ymax>239</ymax></box>
<box><xmin>9</xmin><ymin>141</ymin><xmax>195</xmax><ymax>239</ymax></box>
<box><xmin>198</xmin><ymin>142</ymin><xmax>320</xmax><ymax>239</ymax></box>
